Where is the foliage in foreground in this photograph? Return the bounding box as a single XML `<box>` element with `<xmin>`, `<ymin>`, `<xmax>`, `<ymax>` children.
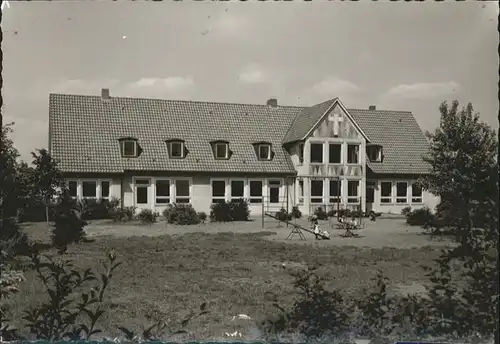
<box><xmin>163</xmin><ymin>203</ymin><xmax>201</xmax><ymax>225</ymax></box>
<box><xmin>210</xmin><ymin>199</ymin><xmax>250</xmax><ymax>222</ymax></box>
<box><xmin>137</xmin><ymin>208</ymin><xmax>160</xmax><ymax>224</ymax></box>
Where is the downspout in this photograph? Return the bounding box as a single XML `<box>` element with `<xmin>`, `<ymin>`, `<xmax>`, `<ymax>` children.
<box><xmin>120</xmin><ymin>175</ymin><xmax>124</xmax><ymax>208</ymax></box>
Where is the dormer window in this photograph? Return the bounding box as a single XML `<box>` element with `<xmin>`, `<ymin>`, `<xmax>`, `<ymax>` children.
<box><xmin>210</xmin><ymin>140</ymin><xmax>230</xmax><ymax>160</ymax></box>
<box><xmin>367</xmin><ymin>145</ymin><xmax>383</xmax><ymax>162</ymax></box>
<box><xmin>258</xmin><ymin>144</ymin><xmax>271</xmax><ymax>160</ymax></box>
<box><xmin>165</xmin><ymin>139</ymin><xmax>186</xmax><ymax>159</ymax></box>
<box><xmin>118</xmin><ymin>137</ymin><xmax>139</xmax><ymax>158</ymax></box>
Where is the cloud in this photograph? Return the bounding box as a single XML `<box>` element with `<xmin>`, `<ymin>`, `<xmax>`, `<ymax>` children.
<box><xmin>311</xmin><ymin>76</ymin><xmax>360</xmax><ymax>96</ymax></box>
<box><xmin>211</xmin><ymin>13</ymin><xmax>251</xmax><ymax>38</ymax></box>
<box><xmin>52</xmin><ymin>76</ymin><xmax>195</xmax><ymax>99</ymax></box>
<box><xmin>238</xmin><ymin>64</ymin><xmax>268</xmax><ymax>84</ymax></box>
<box><xmin>384</xmin><ymin>81</ymin><xmax>460</xmax><ymax>99</ymax></box>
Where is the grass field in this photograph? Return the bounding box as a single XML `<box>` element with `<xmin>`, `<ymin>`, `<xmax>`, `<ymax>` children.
<box><xmin>6</xmin><ymin>219</ymin><xmax>455</xmax><ymax>341</ymax></box>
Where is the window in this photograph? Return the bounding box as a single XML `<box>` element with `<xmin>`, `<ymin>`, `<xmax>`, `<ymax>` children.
<box><xmin>175</xmin><ymin>180</ymin><xmax>190</xmax><ymax>203</ymax></box>
<box><xmin>231</xmin><ymin>180</ymin><xmax>245</xmax><ymax>200</ymax></box>
<box><xmin>258</xmin><ymin>144</ymin><xmax>271</xmax><ymax>160</ymax></box>
<box><xmin>169</xmin><ymin>141</ymin><xmax>184</xmax><ymax>158</ymax></box>
<box><xmin>212</xmin><ymin>180</ymin><xmax>226</xmax><ymax>204</ymax></box>
<box><xmin>347</xmin><ymin>145</ymin><xmax>359</xmax><ymax>164</ymax></box>
<box><xmin>298</xmin><ymin>179</ymin><xmax>304</xmax><ymax>204</ymax></box>
<box><xmin>298</xmin><ymin>143</ymin><xmax>304</xmax><ymax>164</ymax></box>
<box><xmin>215</xmin><ymin>143</ymin><xmax>228</xmax><ymax>159</ymax></box>
<box><xmin>329</xmin><ymin>180</ymin><xmax>341</xmax><ymax>203</ymax></box>
<box><xmin>396</xmin><ymin>182</ymin><xmax>408</xmax><ymax>203</ymax></box>
<box><xmin>367</xmin><ymin>146</ymin><xmax>382</xmax><ymax>162</ymax></box>
<box><xmin>268</xmin><ymin>180</ymin><xmax>281</xmax><ymax>204</ymax></box>
<box><xmin>155</xmin><ymin>179</ymin><xmax>170</xmax><ymax>204</ymax></box>
<box><xmin>122</xmin><ymin>140</ymin><xmax>137</xmax><ymax>157</ymax></box>
<box><xmin>68</xmin><ymin>180</ymin><xmax>78</xmax><ymax>198</ymax></box>
<box><xmin>101</xmin><ymin>181</ymin><xmax>110</xmax><ymax>199</ymax></box>
<box><xmin>347</xmin><ymin>180</ymin><xmax>359</xmax><ymax>204</ymax></box>
<box><xmin>310</xmin><ymin>180</ymin><xmax>323</xmax><ymax>203</ymax></box>
<box><xmin>329</xmin><ymin>144</ymin><xmax>342</xmax><ymax>163</ymax></box>
<box><xmin>412</xmin><ymin>183</ymin><xmax>423</xmax><ymax>203</ymax></box>
<box><xmin>381</xmin><ymin>182</ymin><xmax>392</xmax><ymax>203</ymax></box>
<box><xmin>310</xmin><ymin>143</ymin><xmax>323</xmax><ymax>163</ymax></box>
<box><xmin>135</xmin><ymin>178</ymin><xmax>150</xmax><ymax>205</ymax></box>
<box><xmin>249</xmin><ymin>180</ymin><xmax>263</xmax><ymax>203</ymax></box>
<box><xmin>82</xmin><ymin>181</ymin><xmax>97</xmax><ymax>198</ymax></box>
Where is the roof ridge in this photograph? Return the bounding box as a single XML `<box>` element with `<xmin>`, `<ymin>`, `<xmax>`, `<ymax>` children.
<box><xmin>49</xmin><ymin>93</ymin><xmax>305</xmax><ymax>109</ymax></box>
<box><xmin>348</xmin><ymin>108</ymin><xmax>413</xmax><ymax>114</ymax></box>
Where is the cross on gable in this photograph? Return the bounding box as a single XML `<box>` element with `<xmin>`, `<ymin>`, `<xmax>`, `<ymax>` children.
<box><xmin>328</xmin><ymin>112</ymin><xmax>343</xmax><ymax>136</ymax></box>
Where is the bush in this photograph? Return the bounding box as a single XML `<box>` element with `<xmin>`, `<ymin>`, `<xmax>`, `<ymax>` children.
<box><xmin>163</xmin><ymin>204</ymin><xmax>201</xmax><ymax>225</ymax></box>
<box><xmin>209</xmin><ymin>200</ymin><xmax>250</xmax><ymax>222</ymax></box>
<box><xmin>110</xmin><ymin>206</ymin><xmax>136</xmax><ymax>222</ymax></box>
<box><xmin>137</xmin><ymin>209</ymin><xmax>159</xmax><ymax>224</ymax></box>
<box><xmin>327</xmin><ymin>209</ymin><xmax>336</xmax><ymax>218</ymax></box>
<box><xmin>197</xmin><ymin>212</ymin><xmax>207</xmax><ymax>223</ymax></box>
<box><xmin>405</xmin><ymin>207</ymin><xmax>435</xmax><ymax>228</ymax></box>
<box><xmin>291</xmin><ymin>206</ymin><xmax>302</xmax><ymax>219</ymax></box>
<box><xmin>314</xmin><ymin>207</ymin><xmax>328</xmax><ymax>220</ymax></box>
<box><xmin>401</xmin><ymin>206</ymin><xmax>412</xmax><ymax>216</ymax></box>
<box><xmin>51</xmin><ymin>190</ymin><xmax>87</xmax><ymax>252</ymax></box>
<box><xmin>276</xmin><ymin>208</ymin><xmax>292</xmax><ymax>222</ymax></box>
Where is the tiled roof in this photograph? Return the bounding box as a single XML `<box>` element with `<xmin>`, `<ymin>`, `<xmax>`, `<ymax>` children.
<box><xmin>282</xmin><ymin>98</ymin><xmax>337</xmax><ymax>144</ymax></box>
<box><xmin>49</xmin><ymin>94</ymin><xmax>302</xmax><ymax>174</ymax></box>
<box><xmin>348</xmin><ymin>109</ymin><xmax>431</xmax><ymax>175</ymax></box>
<box><xmin>49</xmin><ymin>94</ymin><xmax>431</xmax><ymax>175</ymax></box>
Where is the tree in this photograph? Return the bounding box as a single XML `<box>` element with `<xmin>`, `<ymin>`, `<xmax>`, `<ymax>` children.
<box><xmin>421</xmin><ymin>100</ymin><xmax>498</xmax><ymax>339</ymax></box>
<box><xmin>31</xmin><ymin>149</ymin><xmax>64</xmax><ymax>228</ymax></box>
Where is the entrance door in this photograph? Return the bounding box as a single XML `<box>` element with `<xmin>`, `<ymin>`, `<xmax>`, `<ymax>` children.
<box><xmin>268</xmin><ymin>180</ymin><xmax>281</xmax><ymax>204</ymax></box>
<box><xmin>366</xmin><ymin>183</ymin><xmax>375</xmax><ymax>212</ymax></box>
<box><xmin>134</xmin><ymin>178</ymin><xmax>151</xmax><ymax>210</ymax></box>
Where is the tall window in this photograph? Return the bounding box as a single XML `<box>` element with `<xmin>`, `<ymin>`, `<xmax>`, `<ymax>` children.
<box><xmin>258</xmin><ymin>144</ymin><xmax>271</xmax><ymax>160</ymax></box>
<box><xmin>298</xmin><ymin>179</ymin><xmax>304</xmax><ymax>204</ymax></box>
<box><xmin>169</xmin><ymin>141</ymin><xmax>184</xmax><ymax>158</ymax></box>
<box><xmin>215</xmin><ymin>143</ymin><xmax>228</xmax><ymax>159</ymax></box>
<box><xmin>310</xmin><ymin>180</ymin><xmax>323</xmax><ymax>203</ymax></box>
<box><xmin>381</xmin><ymin>182</ymin><xmax>392</xmax><ymax>203</ymax></box>
<box><xmin>347</xmin><ymin>145</ymin><xmax>359</xmax><ymax>164</ymax></box>
<box><xmin>367</xmin><ymin>146</ymin><xmax>382</xmax><ymax>162</ymax></box>
<box><xmin>231</xmin><ymin>180</ymin><xmax>245</xmax><ymax>200</ymax></box>
<box><xmin>155</xmin><ymin>179</ymin><xmax>170</xmax><ymax>204</ymax></box>
<box><xmin>310</xmin><ymin>143</ymin><xmax>323</xmax><ymax>163</ymax></box>
<box><xmin>68</xmin><ymin>180</ymin><xmax>78</xmax><ymax>198</ymax></box>
<box><xmin>82</xmin><ymin>181</ymin><xmax>97</xmax><ymax>199</ymax></box>
<box><xmin>212</xmin><ymin>180</ymin><xmax>226</xmax><ymax>204</ymax></box>
<box><xmin>175</xmin><ymin>180</ymin><xmax>190</xmax><ymax>203</ymax></box>
<box><xmin>101</xmin><ymin>180</ymin><xmax>110</xmax><ymax>199</ymax></box>
<box><xmin>347</xmin><ymin>180</ymin><xmax>359</xmax><ymax>204</ymax></box>
<box><xmin>122</xmin><ymin>140</ymin><xmax>137</xmax><ymax>157</ymax></box>
<box><xmin>249</xmin><ymin>180</ymin><xmax>263</xmax><ymax>203</ymax></box>
<box><xmin>396</xmin><ymin>182</ymin><xmax>408</xmax><ymax>203</ymax></box>
<box><xmin>329</xmin><ymin>144</ymin><xmax>342</xmax><ymax>164</ymax></box>
<box><xmin>411</xmin><ymin>183</ymin><xmax>423</xmax><ymax>203</ymax></box>
<box><xmin>298</xmin><ymin>143</ymin><xmax>304</xmax><ymax>164</ymax></box>
<box><xmin>329</xmin><ymin>180</ymin><xmax>341</xmax><ymax>203</ymax></box>
<box><xmin>135</xmin><ymin>179</ymin><xmax>150</xmax><ymax>205</ymax></box>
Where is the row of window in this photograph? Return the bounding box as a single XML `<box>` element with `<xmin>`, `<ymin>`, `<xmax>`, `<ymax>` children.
<box><xmin>297</xmin><ymin>179</ymin><xmax>361</xmax><ymax>204</ymax></box>
<box><xmin>67</xmin><ymin>179</ymin><xmax>111</xmax><ymax>199</ymax></box>
<box><xmin>298</xmin><ymin>142</ymin><xmax>383</xmax><ymax>164</ymax></box>
<box><xmin>380</xmin><ymin>181</ymin><xmax>422</xmax><ymax>204</ymax></box>
<box><xmin>120</xmin><ymin>139</ymin><xmax>273</xmax><ymax>161</ymax></box>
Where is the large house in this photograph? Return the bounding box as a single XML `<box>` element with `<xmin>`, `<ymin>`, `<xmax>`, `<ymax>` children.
<box><xmin>48</xmin><ymin>89</ymin><xmax>439</xmax><ymax>216</ymax></box>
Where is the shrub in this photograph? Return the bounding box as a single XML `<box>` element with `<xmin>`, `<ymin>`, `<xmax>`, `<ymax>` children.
<box><xmin>327</xmin><ymin>209</ymin><xmax>336</xmax><ymax>218</ymax></box>
<box><xmin>276</xmin><ymin>208</ymin><xmax>292</xmax><ymax>222</ymax></box>
<box><xmin>337</xmin><ymin>209</ymin><xmax>351</xmax><ymax>218</ymax></box>
<box><xmin>197</xmin><ymin>212</ymin><xmax>207</xmax><ymax>223</ymax></box>
<box><xmin>51</xmin><ymin>190</ymin><xmax>87</xmax><ymax>252</ymax></box>
<box><xmin>405</xmin><ymin>207</ymin><xmax>435</xmax><ymax>228</ymax></box>
<box><xmin>163</xmin><ymin>204</ymin><xmax>201</xmax><ymax>225</ymax></box>
<box><xmin>209</xmin><ymin>200</ymin><xmax>250</xmax><ymax>222</ymax></box>
<box><xmin>291</xmin><ymin>206</ymin><xmax>302</xmax><ymax>219</ymax></box>
<box><xmin>81</xmin><ymin>199</ymin><xmax>109</xmax><ymax>220</ymax></box>
<box><xmin>401</xmin><ymin>206</ymin><xmax>412</xmax><ymax>216</ymax></box>
<box><xmin>137</xmin><ymin>209</ymin><xmax>159</xmax><ymax>224</ymax></box>
<box><xmin>314</xmin><ymin>207</ymin><xmax>328</xmax><ymax>220</ymax></box>
<box><xmin>110</xmin><ymin>206</ymin><xmax>136</xmax><ymax>222</ymax></box>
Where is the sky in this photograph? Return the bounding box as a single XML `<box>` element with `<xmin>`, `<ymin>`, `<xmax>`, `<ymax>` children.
<box><xmin>2</xmin><ymin>1</ymin><xmax>498</xmax><ymax>162</ymax></box>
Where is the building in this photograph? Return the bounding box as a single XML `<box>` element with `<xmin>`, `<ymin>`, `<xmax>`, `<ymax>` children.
<box><xmin>48</xmin><ymin>89</ymin><xmax>439</xmax><ymax>216</ymax></box>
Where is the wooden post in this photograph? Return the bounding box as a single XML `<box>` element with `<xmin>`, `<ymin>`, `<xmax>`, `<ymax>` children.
<box><xmin>286</xmin><ymin>177</ymin><xmax>289</xmax><ymax>228</ymax></box>
<box><xmin>261</xmin><ymin>197</ymin><xmax>264</xmax><ymax>228</ymax></box>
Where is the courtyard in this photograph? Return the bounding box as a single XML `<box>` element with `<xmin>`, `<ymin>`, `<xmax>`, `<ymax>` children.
<box><xmin>9</xmin><ymin>217</ymin><xmax>456</xmax><ymax>341</ymax></box>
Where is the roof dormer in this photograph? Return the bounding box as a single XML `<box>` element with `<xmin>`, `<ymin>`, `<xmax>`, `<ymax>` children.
<box><xmin>118</xmin><ymin>137</ymin><xmax>140</xmax><ymax>158</ymax></box>
<box><xmin>210</xmin><ymin>140</ymin><xmax>231</xmax><ymax>160</ymax></box>
<box><xmin>367</xmin><ymin>144</ymin><xmax>383</xmax><ymax>162</ymax></box>
<box><xmin>165</xmin><ymin>139</ymin><xmax>187</xmax><ymax>159</ymax></box>
<box><xmin>252</xmin><ymin>141</ymin><xmax>274</xmax><ymax>161</ymax></box>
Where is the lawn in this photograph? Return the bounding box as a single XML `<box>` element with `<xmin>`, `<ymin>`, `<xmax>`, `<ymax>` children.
<box><xmin>6</xmin><ymin>220</ymin><xmax>455</xmax><ymax>341</ymax></box>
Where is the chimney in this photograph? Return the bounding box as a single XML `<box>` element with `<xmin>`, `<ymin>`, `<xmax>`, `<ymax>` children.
<box><xmin>368</xmin><ymin>105</ymin><xmax>376</xmax><ymax>111</ymax></box>
<box><xmin>101</xmin><ymin>88</ymin><xmax>110</xmax><ymax>100</ymax></box>
<box><xmin>267</xmin><ymin>98</ymin><xmax>278</xmax><ymax>108</ymax></box>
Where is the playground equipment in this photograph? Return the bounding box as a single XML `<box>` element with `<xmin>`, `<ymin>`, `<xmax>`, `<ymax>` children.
<box><xmin>264</xmin><ymin>212</ymin><xmax>330</xmax><ymax>240</ymax></box>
